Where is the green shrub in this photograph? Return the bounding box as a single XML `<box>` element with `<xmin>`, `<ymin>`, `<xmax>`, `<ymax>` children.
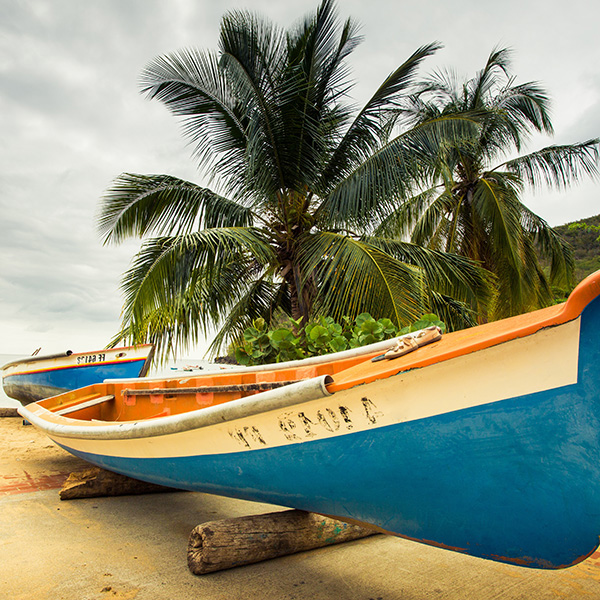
<box><xmin>233</xmin><ymin>313</ymin><xmax>445</xmax><ymax>366</ymax></box>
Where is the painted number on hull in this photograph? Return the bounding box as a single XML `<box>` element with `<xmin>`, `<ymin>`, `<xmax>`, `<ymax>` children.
<box><xmin>76</xmin><ymin>353</ymin><xmax>107</xmax><ymax>364</ymax></box>
<box><xmin>229</xmin><ymin>397</ymin><xmax>383</xmax><ymax>449</ymax></box>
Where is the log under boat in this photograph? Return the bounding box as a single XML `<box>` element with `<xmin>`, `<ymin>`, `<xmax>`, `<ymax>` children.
<box><xmin>19</xmin><ymin>272</ymin><xmax>600</xmax><ymax>569</ymax></box>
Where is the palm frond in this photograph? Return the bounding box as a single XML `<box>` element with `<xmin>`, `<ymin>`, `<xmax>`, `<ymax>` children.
<box><xmin>140</xmin><ymin>48</ymin><xmax>248</xmax><ymax>185</ymax></box>
<box><xmin>207</xmin><ymin>278</ymin><xmax>291</xmax><ymax>356</ymax></box>
<box><xmin>427</xmin><ymin>291</ymin><xmax>479</xmax><ymax>331</ymax></box>
<box><xmin>519</xmin><ymin>204</ymin><xmax>574</xmax><ymax>287</ymax></box>
<box><xmin>111</xmin><ymin>228</ymin><xmax>280</xmax><ymax>360</ymax></box>
<box><xmin>316</xmin><ymin>112</ymin><xmax>481</xmax><ymax>229</ymax></box>
<box><xmin>408</xmin><ymin>190</ymin><xmax>458</xmax><ymax>250</ymax></box>
<box><xmin>280</xmin><ymin>0</ymin><xmax>362</xmax><ymax>191</ymax></box>
<box><xmin>503</xmin><ymin>139</ymin><xmax>600</xmax><ymax>190</ymax></box>
<box><xmin>365</xmin><ymin>236</ymin><xmax>494</xmax><ymax>312</ymax></box>
<box><xmin>469</xmin><ymin>47</ymin><xmax>512</xmax><ymax>107</ymax></box>
<box><xmin>109</xmin><ymin>288</ymin><xmax>207</xmax><ymax>362</ymax></box>
<box><xmin>98</xmin><ymin>174</ymin><xmax>254</xmax><ymax>243</ymax></box>
<box><xmin>110</xmin><ymin>257</ymin><xmax>253</xmax><ymax>361</ymax></box>
<box><xmin>318</xmin><ymin>42</ymin><xmax>441</xmax><ymax>190</ymax></box>
<box><xmin>472</xmin><ymin>174</ymin><xmax>524</xmax><ymax>270</ymax></box>
<box><xmin>297</xmin><ymin>231</ymin><xmax>426</xmax><ymax>325</ymax></box>
<box><xmin>373</xmin><ymin>186</ymin><xmax>442</xmax><ymax>239</ymax></box>
<box><xmin>493</xmin><ymin>81</ymin><xmax>554</xmax><ymax>139</ymax></box>
<box><xmin>119</xmin><ymin>228</ymin><xmax>274</xmax><ymax>324</ymax></box>
<box><xmin>295</xmin><ymin>0</ymin><xmax>362</xmax><ymax>96</ymax></box>
<box><xmin>218</xmin><ymin>10</ymin><xmax>291</xmax><ymax>197</ymax></box>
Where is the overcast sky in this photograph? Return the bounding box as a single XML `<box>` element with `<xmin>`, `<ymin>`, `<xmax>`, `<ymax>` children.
<box><xmin>1</xmin><ymin>0</ymin><xmax>598</xmax><ymax>357</ymax></box>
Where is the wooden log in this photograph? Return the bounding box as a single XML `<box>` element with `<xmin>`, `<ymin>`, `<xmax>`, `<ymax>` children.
<box><xmin>187</xmin><ymin>509</ymin><xmax>377</xmax><ymax>575</ymax></box>
<box><xmin>59</xmin><ymin>466</ymin><xmax>181</xmax><ymax>500</ymax></box>
<box><xmin>0</xmin><ymin>407</ymin><xmax>20</xmax><ymax>418</ymax></box>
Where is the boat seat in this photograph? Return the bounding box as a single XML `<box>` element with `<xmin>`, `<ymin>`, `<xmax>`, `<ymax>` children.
<box><xmin>54</xmin><ymin>395</ymin><xmax>115</xmax><ymax>416</ymax></box>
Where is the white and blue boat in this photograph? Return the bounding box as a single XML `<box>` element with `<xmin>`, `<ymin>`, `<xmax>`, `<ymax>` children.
<box><xmin>2</xmin><ymin>344</ymin><xmax>154</xmax><ymax>405</ymax></box>
<box><xmin>18</xmin><ymin>272</ymin><xmax>600</xmax><ymax>570</ymax></box>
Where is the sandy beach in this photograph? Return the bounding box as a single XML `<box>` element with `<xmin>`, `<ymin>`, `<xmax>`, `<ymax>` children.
<box><xmin>1</xmin><ymin>415</ymin><xmax>600</xmax><ymax>599</ymax></box>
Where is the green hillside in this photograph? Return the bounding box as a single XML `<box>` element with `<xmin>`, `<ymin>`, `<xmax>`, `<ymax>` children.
<box><xmin>554</xmin><ymin>214</ymin><xmax>600</xmax><ymax>283</ymax></box>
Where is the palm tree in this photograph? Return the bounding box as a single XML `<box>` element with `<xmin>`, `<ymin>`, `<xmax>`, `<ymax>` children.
<box><xmin>98</xmin><ymin>0</ymin><xmax>491</xmax><ymax>358</ymax></box>
<box><xmin>389</xmin><ymin>48</ymin><xmax>599</xmax><ymax>319</ymax></box>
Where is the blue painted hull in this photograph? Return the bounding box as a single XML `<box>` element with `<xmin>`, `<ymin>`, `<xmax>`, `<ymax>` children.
<box><xmin>66</xmin><ymin>384</ymin><xmax>600</xmax><ymax>569</ymax></box>
<box><xmin>8</xmin><ymin>360</ymin><xmax>145</xmax><ymax>391</ymax></box>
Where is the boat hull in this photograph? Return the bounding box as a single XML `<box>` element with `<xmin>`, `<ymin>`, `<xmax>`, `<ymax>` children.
<box><xmin>2</xmin><ymin>345</ymin><xmax>153</xmax><ymax>404</ymax></box>
<box><xmin>19</xmin><ymin>272</ymin><xmax>600</xmax><ymax>569</ymax></box>
<box><xmin>61</xmin><ymin>386</ymin><xmax>600</xmax><ymax>570</ymax></box>
<box><xmin>26</xmin><ymin>298</ymin><xmax>600</xmax><ymax>569</ymax></box>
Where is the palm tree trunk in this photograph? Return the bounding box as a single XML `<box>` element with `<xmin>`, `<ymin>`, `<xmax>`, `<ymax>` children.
<box><xmin>285</xmin><ymin>264</ymin><xmax>314</xmax><ymax>323</ymax></box>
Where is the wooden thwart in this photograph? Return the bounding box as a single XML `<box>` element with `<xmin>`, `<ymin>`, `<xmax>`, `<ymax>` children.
<box><xmin>187</xmin><ymin>509</ymin><xmax>377</xmax><ymax>575</ymax></box>
<box><xmin>54</xmin><ymin>395</ymin><xmax>115</xmax><ymax>416</ymax></box>
<box><xmin>48</xmin><ymin>391</ymin><xmax>113</xmax><ymax>415</ymax></box>
<box><xmin>60</xmin><ymin>466</ymin><xmax>180</xmax><ymax>500</ymax></box>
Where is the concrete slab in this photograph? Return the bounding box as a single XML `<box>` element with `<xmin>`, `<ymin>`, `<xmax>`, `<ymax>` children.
<box><xmin>2</xmin><ymin>417</ymin><xmax>600</xmax><ymax>599</ymax></box>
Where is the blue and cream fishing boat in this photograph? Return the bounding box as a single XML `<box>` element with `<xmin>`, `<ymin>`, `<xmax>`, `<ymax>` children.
<box><xmin>2</xmin><ymin>344</ymin><xmax>154</xmax><ymax>405</ymax></box>
<box><xmin>18</xmin><ymin>272</ymin><xmax>600</xmax><ymax>569</ymax></box>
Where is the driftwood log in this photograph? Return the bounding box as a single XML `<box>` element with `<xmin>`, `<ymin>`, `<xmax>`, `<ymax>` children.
<box><xmin>60</xmin><ymin>467</ymin><xmax>180</xmax><ymax>500</ymax></box>
<box><xmin>0</xmin><ymin>407</ymin><xmax>20</xmax><ymax>418</ymax></box>
<box><xmin>188</xmin><ymin>509</ymin><xmax>377</xmax><ymax>575</ymax></box>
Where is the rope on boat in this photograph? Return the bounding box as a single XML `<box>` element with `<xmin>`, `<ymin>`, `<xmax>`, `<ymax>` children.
<box><xmin>372</xmin><ymin>326</ymin><xmax>443</xmax><ymax>362</ymax></box>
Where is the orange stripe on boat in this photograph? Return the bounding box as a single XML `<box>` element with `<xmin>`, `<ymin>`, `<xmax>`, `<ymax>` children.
<box><xmin>7</xmin><ymin>358</ymin><xmax>147</xmax><ymax>378</ymax></box>
<box><xmin>327</xmin><ymin>271</ymin><xmax>600</xmax><ymax>393</ymax></box>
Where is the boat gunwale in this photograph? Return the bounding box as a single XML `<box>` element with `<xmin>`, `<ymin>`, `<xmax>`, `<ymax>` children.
<box><xmin>4</xmin><ymin>356</ymin><xmax>152</xmax><ymax>379</ymax></box>
<box><xmin>328</xmin><ymin>271</ymin><xmax>600</xmax><ymax>392</ymax></box>
<box><xmin>1</xmin><ymin>344</ymin><xmax>154</xmax><ymax>372</ymax></box>
<box><xmin>103</xmin><ymin>336</ymin><xmax>407</xmax><ymax>386</ymax></box>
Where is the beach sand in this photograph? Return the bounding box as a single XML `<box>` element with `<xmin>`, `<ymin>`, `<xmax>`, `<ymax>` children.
<box><xmin>2</xmin><ymin>415</ymin><xmax>600</xmax><ymax>599</ymax></box>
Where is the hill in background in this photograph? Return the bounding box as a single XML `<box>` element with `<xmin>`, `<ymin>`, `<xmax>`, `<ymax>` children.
<box><xmin>554</xmin><ymin>214</ymin><xmax>600</xmax><ymax>283</ymax></box>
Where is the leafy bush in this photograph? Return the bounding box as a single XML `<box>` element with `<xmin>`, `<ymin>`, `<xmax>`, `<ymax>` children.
<box><xmin>233</xmin><ymin>314</ymin><xmax>445</xmax><ymax>366</ymax></box>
